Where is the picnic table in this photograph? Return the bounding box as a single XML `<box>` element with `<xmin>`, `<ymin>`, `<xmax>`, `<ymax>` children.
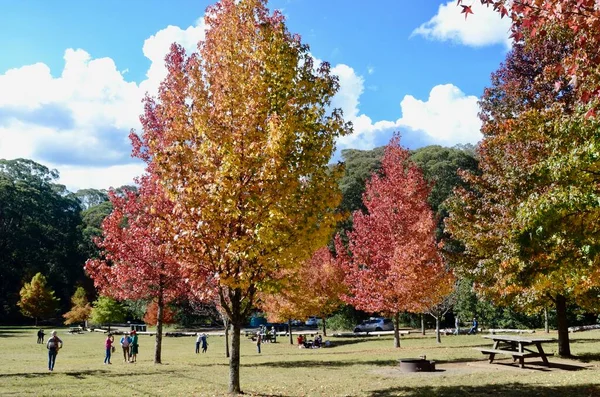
<box><xmin>474</xmin><ymin>335</ymin><xmax>554</xmax><ymax>368</ymax></box>
<box><xmin>68</xmin><ymin>326</ymin><xmax>84</xmax><ymax>334</ymax></box>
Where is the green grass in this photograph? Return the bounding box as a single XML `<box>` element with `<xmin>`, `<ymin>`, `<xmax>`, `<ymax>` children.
<box><xmin>2</xmin><ymin>327</ymin><xmax>600</xmax><ymax>396</ymax></box>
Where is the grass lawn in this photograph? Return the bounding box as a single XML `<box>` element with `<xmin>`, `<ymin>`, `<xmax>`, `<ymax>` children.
<box><xmin>2</xmin><ymin>327</ymin><xmax>600</xmax><ymax>396</ymax></box>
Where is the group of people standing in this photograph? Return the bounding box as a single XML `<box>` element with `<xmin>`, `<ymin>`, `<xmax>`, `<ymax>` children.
<box><xmin>103</xmin><ymin>330</ymin><xmax>139</xmax><ymax>364</ymax></box>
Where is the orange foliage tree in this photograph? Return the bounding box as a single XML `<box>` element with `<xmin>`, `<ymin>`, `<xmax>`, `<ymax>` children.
<box><xmin>130</xmin><ymin>0</ymin><xmax>349</xmax><ymax>392</ymax></box>
<box><xmin>143</xmin><ymin>301</ymin><xmax>176</xmax><ymax>326</ymax></box>
<box><xmin>261</xmin><ymin>247</ymin><xmax>345</xmax><ymax>339</ymax></box>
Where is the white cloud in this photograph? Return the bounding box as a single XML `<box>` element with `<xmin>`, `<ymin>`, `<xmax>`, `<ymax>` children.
<box><xmin>0</xmin><ymin>12</ymin><xmax>481</xmax><ymax>191</ymax></box>
<box><xmin>330</xmin><ymin>64</ymin><xmax>481</xmax><ymax>151</ymax></box>
<box><xmin>0</xmin><ymin>20</ymin><xmax>207</xmax><ymax>192</ymax></box>
<box><xmin>140</xmin><ymin>23</ymin><xmax>207</xmax><ymax>95</ymax></box>
<box><xmin>57</xmin><ymin>163</ymin><xmax>147</xmax><ymax>191</ymax></box>
<box><xmin>396</xmin><ymin>84</ymin><xmax>482</xmax><ymax>145</ymax></box>
<box><xmin>412</xmin><ymin>0</ymin><xmax>512</xmax><ymax>49</ymax></box>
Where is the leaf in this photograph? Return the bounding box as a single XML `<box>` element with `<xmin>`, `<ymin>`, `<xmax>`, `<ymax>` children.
<box><xmin>461</xmin><ymin>5</ymin><xmax>474</xmax><ymax>19</ymax></box>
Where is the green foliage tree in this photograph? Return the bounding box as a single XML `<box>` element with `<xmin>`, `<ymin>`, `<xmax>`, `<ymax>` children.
<box><xmin>89</xmin><ymin>296</ymin><xmax>126</xmax><ymax>331</ymax></box>
<box><xmin>0</xmin><ymin>159</ymin><xmax>84</xmax><ymax>321</ymax></box>
<box><xmin>444</xmin><ymin>29</ymin><xmax>589</xmax><ymax>356</ymax></box>
<box><xmin>63</xmin><ymin>286</ymin><xmax>92</xmax><ymax>326</ymax></box>
<box><xmin>338</xmin><ymin>147</ymin><xmax>385</xmax><ymax>214</ymax></box>
<box><xmin>73</xmin><ymin>188</ymin><xmax>109</xmax><ymax>210</ymax></box>
<box><xmin>17</xmin><ymin>273</ymin><xmax>60</xmax><ymax>325</ymax></box>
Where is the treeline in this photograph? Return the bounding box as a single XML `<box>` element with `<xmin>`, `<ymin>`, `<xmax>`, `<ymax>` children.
<box><xmin>0</xmin><ymin>158</ymin><xmax>117</xmax><ymax>323</ymax></box>
<box><xmin>1</xmin><ymin>146</ymin><xmax>474</xmax><ymax>324</ymax></box>
<box><xmin>3</xmin><ymin>144</ymin><xmax>596</xmax><ymax>330</ymax></box>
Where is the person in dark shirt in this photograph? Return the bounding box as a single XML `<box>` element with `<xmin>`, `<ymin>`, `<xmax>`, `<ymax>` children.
<box><xmin>467</xmin><ymin>318</ymin><xmax>479</xmax><ymax>335</ymax></box>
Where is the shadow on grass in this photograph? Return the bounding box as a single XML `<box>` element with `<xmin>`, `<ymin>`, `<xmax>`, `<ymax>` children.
<box><xmin>0</xmin><ymin>369</ymin><xmax>173</xmax><ymax>380</ymax></box>
<box><xmin>0</xmin><ymin>329</ymin><xmax>31</xmax><ymax>338</ymax></box>
<box><xmin>569</xmin><ymin>338</ymin><xmax>600</xmax><ymax>345</ymax></box>
<box><xmin>367</xmin><ymin>383</ymin><xmax>600</xmax><ymax>397</ymax></box>
<box><xmin>569</xmin><ymin>352</ymin><xmax>600</xmax><ymax>363</ymax></box>
<box><xmin>327</xmin><ymin>338</ymin><xmax>370</xmax><ymax>347</ymax></box>
<box><xmin>248</xmin><ymin>359</ymin><xmax>396</xmax><ymax>369</ymax></box>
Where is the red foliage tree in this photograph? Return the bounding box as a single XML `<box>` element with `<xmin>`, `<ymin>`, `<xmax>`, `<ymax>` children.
<box><xmin>85</xmin><ymin>173</ymin><xmax>190</xmax><ymax>364</ymax></box>
<box><xmin>336</xmin><ymin>135</ymin><xmax>450</xmax><ymax>348</ymax></box>
<box><xmin>461</xmin><ymin>0</ymin><xmax>600</xmax><ymax>113</ymax></box>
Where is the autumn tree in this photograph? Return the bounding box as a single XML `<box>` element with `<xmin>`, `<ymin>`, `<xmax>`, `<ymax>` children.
<box><xmin>17</xmin><ymin>273</ymin><xmax>60</xmax><ymax>325</ymax></box>
<box><xmin>261</xmin><ymin>276</ymin><xmax>305</xmax><ymax>345</ymax></box>
<box><xmin>461</xmin><ymin>1</ymin><xmax>600</xmax><ymax>112</ymax></box>
<box><xmin>444</xmin><ymin>24</ymin><xmax>596</xmax><ymax>356</ymax></box>
<box><xmin>299</xmin><ymin>247</ymin><xmax>346</xmax><ymax>336</ymax></box>
<box><xmin>63</xmin><ymin>286</ymin><xmax>92</xmax><ymax>326</ymax></box>
<box><xmin>89</xmin><ymin>295</ymin><xmax>126</xmax><ymax>331</ymax></box>
<box><xmin>85</xmin><ymin>173</ymin><xmax>193</xmax><ymax>364</ymax></box>
<box><xmin>261</xmin><ymin>247</ymin><xmax>345</xmax><ymax>339</ymax></box>
<box><xmin>144</xmin><ymin>301</ymin><xmax>176</xmax><ymax>326</ymax></box>
<box><xmin>336</xmin><ymin>136</ymin><xmax>449</xmax><ymax>348</ymax></box>
<box><xmin>130</xmin><ymin>0</ymin><xmax>349</xmax><ymax>392</ymax></box>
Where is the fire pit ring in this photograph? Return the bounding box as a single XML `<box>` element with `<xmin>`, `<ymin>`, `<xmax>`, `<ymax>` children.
<box><xmin>398</xmin><ymin>358</ymin><xmax>436</xmax><ymax>372</ymax></box>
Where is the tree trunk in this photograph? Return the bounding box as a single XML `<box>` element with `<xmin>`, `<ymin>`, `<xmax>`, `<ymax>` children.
<box><xmin>322</xmin><ymin>317</ymin><xmax>327</xmax><ymax>337</ymax></box>
<box><xmin>556</xmin><ymin>294</ymin><xmax>571</xmax><ymax>357</ymax></box>
<box><xmin>288</xmin><ymin>319</ymin><xmax>293</xmax><ymax>345</ymax></box>
<box><xmin>224</xmin><ymin>318</ymin><xmax>230</xmax><ymax>358</ymax></box>
<box><xmin>435</xmin><ymin>315</ymin><xmax>441</xmax><ymax>344</ymax></box>
<box><xmin>229</xmin><ymin>321</ymin><xmax>242</xmax><ymax>394</ymax></box>
<box><xmin>421</xmin><ymin>314</ymin><xmax>425</xmax><ymax>335</ymax></box>
<box><xmin>154</xmin><ymin>294</ymin><xmax>164</xmax><ymax>364</ymax></box>
<box><xmin>544</xmin><ymin>307</ymin><xmax>549</xmax><ymax>334</ymax></box>
<box><xmin>393</xmin><ymin>312</ymin><xmax>401</xmax><ymax>348</ymax></box>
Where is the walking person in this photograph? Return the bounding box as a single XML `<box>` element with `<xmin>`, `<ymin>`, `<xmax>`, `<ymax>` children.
<box><xmin>195</xmin><ymin>333</ymin><xmax>201</xmax><ymax>354</ymax></box>
<box><xmin>467</xmin><ymin>318</ymin><xmax>479</xmax><ymax>335</ymax></box>
<box><xmin>454</xmin><ymin>316</ymin><xmax>460</xmax><ymax>335</ymax></box>
<box><xmin>104</xmin><ymin>333</ymin><xmax>115</xmax><ymax>364</ymax></box>
<box><xmin>37</xmin><ymin>329</ymin><xmax>45</xmax><ymax>344</ymax></box>
<box><xmin>201</xmin><ymin>334</ymin><xmax>208</xmax><ymax>353</ymax></box>
<box><xmin>120</xmin><ymin>333</ymin><xmax>131</xmax><ymax>362</ymax></box>
<box><xmin>256</xmin><ymin>331</ymin><xmax>262</xmax><ymax>354</ymax></box>
<box><xmin>46</xmin><ymin>330</ymin><xmax>63</xmax><ymax>371</ymax></box>
<box><xmin>129</xmin><ymin>331</ymin><xmax>139</xmax><ymax>363</ymax></box>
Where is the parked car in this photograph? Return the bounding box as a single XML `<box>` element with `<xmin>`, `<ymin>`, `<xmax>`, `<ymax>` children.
<box><xmin>305</xmin><ymin>316</ymin><xmax>319</xmax><ymax>327</ymax></box>
<box><xmin>291</xmin><ymin>319</ymin><xmax>304</xmax><ymax>326</ymax></box>
<box><xmin>353</xmin><ymin>317</ymin><xmax>394</xmax><ymax>333</ymax></box>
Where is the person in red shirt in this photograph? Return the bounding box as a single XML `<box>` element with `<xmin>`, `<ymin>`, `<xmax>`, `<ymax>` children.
<box><xmin>104</xmin><ymin>333</ymin><xmax>115</xmax><ymax>364</ymax></box>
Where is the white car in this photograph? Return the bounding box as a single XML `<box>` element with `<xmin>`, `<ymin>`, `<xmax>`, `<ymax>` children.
<box><xmin>305</xmin><ymin>316</ymin><xmax>318</xmax><ymax>327</ymax></box>
<box><xmin>353</xmin><ymin>318</ymin><xmax>394</xmax><ymax>333</ymax></box>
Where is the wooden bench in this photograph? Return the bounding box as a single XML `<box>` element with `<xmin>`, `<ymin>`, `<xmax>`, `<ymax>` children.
<box><xmin>475</xmin><ymin>347</ymin><xmax>535</xmax><ymax>358</ymax></box>
<box><xmin>474</xmin><ymin>338</ymin><xmax>554</xmax><ymax>368</ymax></box>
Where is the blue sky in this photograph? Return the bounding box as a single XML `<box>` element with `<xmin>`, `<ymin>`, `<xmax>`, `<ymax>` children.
<box><xmin>0</xmin><ymin>0</ymin><xmax>511</xmax><ymax>190</ymax></box>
